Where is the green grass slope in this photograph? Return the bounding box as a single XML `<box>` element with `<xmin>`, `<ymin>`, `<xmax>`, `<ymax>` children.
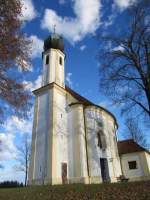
<box><xmin>0</xmin><ymin>181</ymin><xmax>150</xmax><ymax>200</ymax></box>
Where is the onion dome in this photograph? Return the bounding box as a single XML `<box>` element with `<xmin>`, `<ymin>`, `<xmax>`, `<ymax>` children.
<box><xmin>44</xmin><ymin>33</ymin><xmax>64</xmax><ymax>52</ymax></box>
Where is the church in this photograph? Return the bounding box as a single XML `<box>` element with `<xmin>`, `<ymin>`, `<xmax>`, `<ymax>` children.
<box><xmin>28</xmin><ymin>34</ymin><xmax>150</xmax><ymax>185</ymax></box>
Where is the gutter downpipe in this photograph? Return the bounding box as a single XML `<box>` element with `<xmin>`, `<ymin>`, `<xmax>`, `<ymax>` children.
<box><xmin>83</xmin><ymin>106</ymin><xmax>90</xmax><ymax>184</ymax></box>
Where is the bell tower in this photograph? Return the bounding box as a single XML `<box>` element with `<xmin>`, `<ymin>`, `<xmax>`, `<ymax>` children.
<box><xmin>28</xmin><ymin>33</ymin><xmax>66</xmax><ymax>185</ymax></box>
<box><xmin>42</xmin><ymin>33</ymin><xmax>65</xmax><ymax>88</ymax></box>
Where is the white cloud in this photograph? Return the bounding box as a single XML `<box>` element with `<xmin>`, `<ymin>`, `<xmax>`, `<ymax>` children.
<box><xmin>2</xmin><ymin>115</ymin><xmax>33</xmax><ymax>136</ymax></box>
<box><xmin>0</xmin><ymin>111</ymin><xmax>34</xmax><ymax>181</ymax></box>
<box><xmin>80</xmin><ymin>45</ymin><xmax>86</xmax><ymax>51</ymax></box>
<box><xmin>29</xmin><ymin>35</ymin><xmax>43</xmax><ymax>59</ymax></box>
<box><xmin>0</xmin><ymin>133</ymin><xmax>17</xmax><ymax>160</ymax></box>
<box><xmin>21</xmin><ymin>0</ymin><xmax>37</xmax><ymax>21</ymax></box>
<box><xmin>0</xmin><ymin>74</ymin><xmax>42</xmax><ymax>181</ymax></box>
<box><xmin>99</xmin><ymin>100</ymin><xmax>110</xmax><ymax>109</ymax></box>
<box><xmin>66</xmin><ymin>72</ymin><xmax>73</xmax><ymax>87</ymax></box>
<box><xmin>41</xmin><ymin>0</ymin><xmax>101</xmax><ymax>43</ymax></box>
<box><xmin>103</xmin><ymin>13</ymin><xmax>117</xmax><ymax>28</ymax></box>
<box><xmin>0</xmin><ymin>161</ymin><xmax>24</xmax><ymax>182</ymax></box>
<box><xmin>0</xmin><ymin>164</ymin><xmax>4</xmax><ymax>169</ymax></box>
<box><xmin>103</xmin><ymin>0</ymin><xmax>137</xmax><ymax>28</ymax></box>
<box><xmin>104</xmin><ymin>43</ymin><xmax>125</xmax><ymax>52</ymax></box>
<box><xmin>23</xmin><ymin>75</ymin><xmax>42</xmax><ymax>92</ymax></box>
<box><xmin>112</xmin><ymin>45</ymin><xmax>124</xmax><ymax>51</ymax></box>
<box><xmin>114</xmin><ymin>0</ymin><xmax>137</xmax><ymax>10</ymax></box>
<box><xmin>0</xmin><ymin>112</ymin><xmax>33</xmax><ymax>167</ymax></box>
<box><xmin>59</xmin><ymin>0</ymin><xmax>66</xmax><ymax>5</ymax></box>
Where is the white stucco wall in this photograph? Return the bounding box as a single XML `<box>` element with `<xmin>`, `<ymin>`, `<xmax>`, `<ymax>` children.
<box><xmin>66</xmin><ymin>103</ymin><xmax>88</xmax><ymax>183</ymax></box>
<box><xmin>57</xmin><ymin>55</ymin><xmax>64</xmax><ymax>87</ymax></box>
<box><xmin>53</xmin><ymin>89</ymin><xmax>68</xmax><ymax>182</ymax></box>
<box><xmin>85</xmin><ymin>108</ymin><xmax>102</xmax><ymax>178</ymax></box>
<box><xmin>121</xmin><ymin>153</ymin><xmax>144</xmax><ymax>179</ymax></box>
<box><xmin>42</xmin><ymin>49</ymin><xmax>65</xmax><ymax>87</ymax></box>
<box><xmin>42</xmin><ymin>53</ymin><xmax>50</xmax><ymax>86</ymax></box>
<box><xmin>51</xmin><ymin>88</ymin><xmax>89</xmax><ymax>184</ymax></box>
<box><xmin>145</xmin><ymin>152</ymin><xmax>150</xmax><ymax>174</ymax></box>
<box><xmin>85</xmin><ymin>106</ymin><xmax>121</xmax><ymax>183</ymax></box>
<box><xmin>34</xmin><ymin>91</ymin><xmax>51</xmax><ymax>181</ymax></box>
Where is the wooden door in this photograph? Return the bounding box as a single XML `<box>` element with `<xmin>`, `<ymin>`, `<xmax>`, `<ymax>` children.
<box><xmin>61</xmin><ymin>163</ymin><xmax>67</xmax><ymax>184</ymax></box>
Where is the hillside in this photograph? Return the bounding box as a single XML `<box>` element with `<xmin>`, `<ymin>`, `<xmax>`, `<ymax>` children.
<box><xmin>0</xmin><ymin>181</ymin><xmax>150</xmax><ymax>200</ymax></box>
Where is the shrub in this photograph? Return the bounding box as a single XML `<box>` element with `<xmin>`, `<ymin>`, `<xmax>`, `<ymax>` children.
<box><xmin>0</xmin><ymin>181</ymin><xmax>23</xmax><ymax>188</ymax></box>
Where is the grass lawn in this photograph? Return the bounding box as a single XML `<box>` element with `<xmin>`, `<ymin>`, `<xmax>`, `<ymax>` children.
<box><xmin>0</xmin><ymin>181</ymin><xmax>150</xmax><ymax>200</ymax></box>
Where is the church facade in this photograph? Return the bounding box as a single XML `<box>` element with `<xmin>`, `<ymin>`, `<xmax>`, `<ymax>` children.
<box><xmin>28</xmin><ymin>34</ymin><xmax>122</xmax><ymax>185</ymax></box>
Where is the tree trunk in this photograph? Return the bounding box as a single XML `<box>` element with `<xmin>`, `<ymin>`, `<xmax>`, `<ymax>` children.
<box><xmin>25</xmin><ymin>169</ymin><xmax>27</xmax><ymax>186</ymax></box>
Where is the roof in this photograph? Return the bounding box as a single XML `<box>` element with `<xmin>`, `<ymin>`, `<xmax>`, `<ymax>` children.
<box><xmin>65</xmin><ymin>85</ymin><xmax>93</xmax><ymax>106</ymax></box>
<box><xmin>65</xmin><ymin>85</ymin><xmax>118</xmax><ymax>126</ymax></box>
<box><xmin>33</xmin><ymin>82</ymin><xmax>118</xmax><ymax>127</ymax></box>
<box><xmin>44</xmin><ymin>34</ymin><xmax>64</xmax><ymax>52</ymax></box>
<box><xmin>117</xmin><ymin>139</ymin><xmax>148</xmax><ymax>155</ymax></box>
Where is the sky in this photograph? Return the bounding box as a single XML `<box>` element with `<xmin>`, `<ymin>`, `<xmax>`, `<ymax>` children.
<box><xmin>0</xmin><ymin>0</ymin><xmax>145</xmax><ymax>183</ymax></box>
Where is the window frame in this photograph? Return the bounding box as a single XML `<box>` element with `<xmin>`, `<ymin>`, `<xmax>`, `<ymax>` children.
<box><xmin>128</xmin><ymin>161</ymin><xmax>137</xmax><ymax>170</ymax></box>
<box><xmin>97</xmin><ymin>130</ymin><xmax>107</xmax><ymax>150</ymax></box>
<box><xmin>45</xmin><ymin>55</ymin><xmax>49</xmax><ymax>65</ymax></box>
<box><xmin>59</xmin><ymin>56</ymin><xmax>63</xmax><ymax>65</ymax></box>
<box><xmin>97</xmin><ymin>132</ymin><xmax>102</xmax><ymax>148</ymax></box>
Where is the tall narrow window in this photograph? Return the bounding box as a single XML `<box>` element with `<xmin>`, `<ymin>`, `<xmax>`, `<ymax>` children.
<box><xmin>97</xmin><ymin>131</ymin><xmax>107</xmax><ymax>150</ymax></box>
<box><xmin>59</xmin><ymin>57</ymin><xmax>62</xmax><ymax>65</ymax></box>
<box><xmin>97</xmin><ymin>132</ymin><xmax>102</xmax><ymax>148</ymax></box>
<box><xmin>46</xmin><ymin>55</ymin><xmax>49</xmax><ymax>65</ymax></box>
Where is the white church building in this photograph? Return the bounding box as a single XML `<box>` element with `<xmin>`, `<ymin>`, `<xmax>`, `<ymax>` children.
<box><xmin>28</xmin><ymin>34</ymin><xmax>149</xmax><ymax>185</ymax></box>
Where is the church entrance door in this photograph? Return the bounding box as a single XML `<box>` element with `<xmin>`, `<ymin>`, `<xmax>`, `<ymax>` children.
<box><xmin>61</xmin><ymin>163</ymin><xmax>68</xmax><ymax>184</ymax></box>
<box><xmin>100</xmin><ymin>158</ymin><xmax>110</xmax><ymax>182</ymax></box>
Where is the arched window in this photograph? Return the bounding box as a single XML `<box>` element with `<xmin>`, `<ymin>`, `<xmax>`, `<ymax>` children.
<box><xmin>45</xmin><ymin>55</ymin><xmax>49</xmax><ymax>65</ymax></box>
<box><xmin>97</xmin><ymin>132</ymin><xmax>102</xmax><ymax>148</ymax></box>
<box><xmin>97</xmin><ymin>131</ymin><xmax>107</xmax><ymax>150</ymax></box>
<box><xmin>59</xmin><ymin>57</ymin><xmax>62</xmax><ymax>65</ymax></box>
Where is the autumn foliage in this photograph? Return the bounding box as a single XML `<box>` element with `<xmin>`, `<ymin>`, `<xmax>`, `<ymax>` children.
<box><xmin>0</xmin><ymin>0</ymin><xmax>32</xmax><ymax>121</ymax></box>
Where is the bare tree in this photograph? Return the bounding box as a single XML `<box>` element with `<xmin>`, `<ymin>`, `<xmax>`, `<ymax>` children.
<box><xmin>0</xmin><ymin>0</ymin><xmax>32</xmax><ymax>122</ymax></box>
<box><xmin>16</xmin><ymin>135</ymin><xmax>31</xmax><ymax>186</ymax></box>
<box><xmin>98</xmin><ymin>1</ymin><xmax>150</xmax><ymax>123</ymax></box>
<box><xmin>125</xmin><ymin>118</ymin><xmax>150</xmax><ymax>149</ymax></box>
